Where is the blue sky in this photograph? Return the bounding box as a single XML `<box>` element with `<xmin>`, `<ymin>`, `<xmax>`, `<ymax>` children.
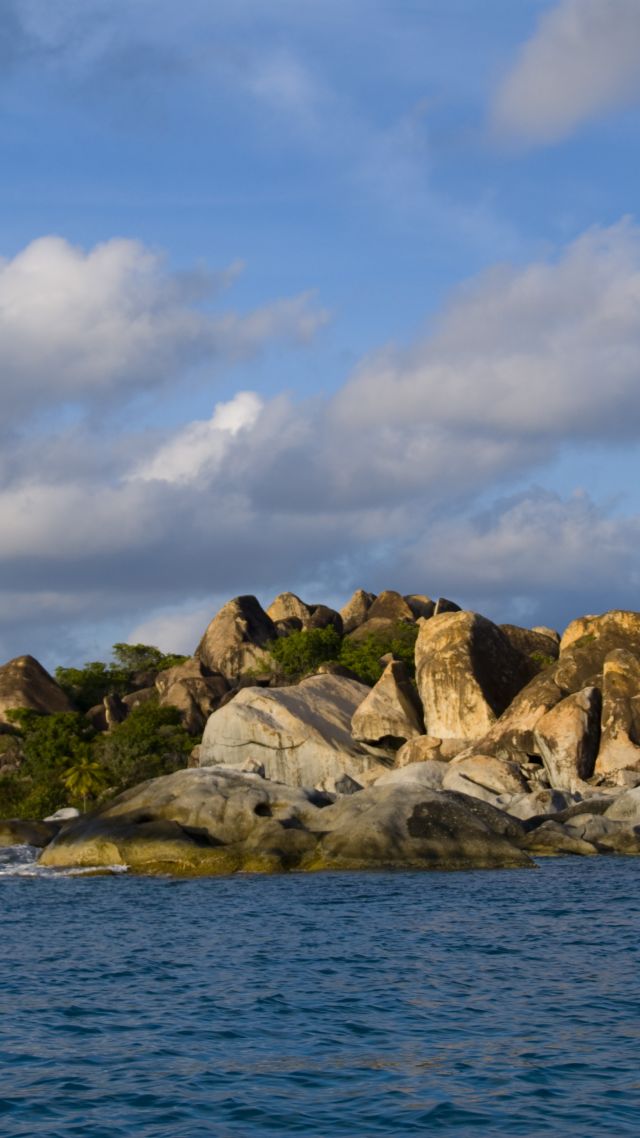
<box><xmin>2</xmin><ymin>0</ymin><xmax>640</xmax><ymax>667</ymax></box>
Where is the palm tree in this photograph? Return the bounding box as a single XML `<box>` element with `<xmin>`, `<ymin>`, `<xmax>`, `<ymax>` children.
<box><xmin>62</xmin><ymin>752</ymin><xmax>107</xmax><ymax>813</ymax></box>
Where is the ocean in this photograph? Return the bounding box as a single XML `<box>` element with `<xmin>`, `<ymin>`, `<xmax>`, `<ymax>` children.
<box><xmin>0</xmin><ymin>849</ymin><xmax>638</xmax><ymax>1137</ymax></box>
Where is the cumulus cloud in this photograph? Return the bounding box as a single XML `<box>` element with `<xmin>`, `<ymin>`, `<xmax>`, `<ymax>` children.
<box><xmin>0</xmin><ymin>236</ymin><xmax>327</xmax><ymax>426</ymax></box>
<box><xmin>492</xmin><ymin>0</ymin><xmax>640</xmax><ymax>144</ymax></box>
<box><xmin>335</xmin><ymin>220</ymin><xmax>640</xmax><ymax>442</ymax></box>
<box><xmin>3</xmin><ymin>219</ymin><xmax>640</xmax><ymax>662</ymax></box>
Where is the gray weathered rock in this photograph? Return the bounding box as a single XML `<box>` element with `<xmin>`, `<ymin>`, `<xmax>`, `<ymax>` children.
<box><xmin>520</xmin><ymin>820</ymin><xmax>598</xmax><ymax>856</ymax></box>
<box><xmin>305</xmin><ymin>786</ymin><xmax>531</xmax><ymax>871</ymax></box>
<box><xmin>373</xmin><ymin>759</ymin><xmax>449</xmax><ymax>789</ymax></box>
<box><xmin>0</xmin><ymin>655</ymin><xmax>73</xmax><ymax>725</ymax></box>
<box><xmin>533</xmin><ymin>686</ymin><xmax>601</xmax><ymax>788</ymax></box>
<box><xmin>199</xmin><ymin>673</ymin><xmax>389</xmax><ymax>787</ymax></box>
<box><xmin>433</xmin><ymin>598</ymin><xmax>461</xmax><ymax>615</ymax></box>
<box><xmin>415</xmin><ymin>611</ymin><xmax>533</xmax><ymax>741</ymax></box>
<box><xmin>604</xmin><ymin>786</ymin><xmax>640</xmax><ymax>824</ymax></box>
<box><xmin>196</xmin><ymin>596</ymin><xmax>276</xmax><ymax>681</ymax></box>
<box><xmin>505</xmin><ymin>788</ymin><xmax>583</xmax><ymax>821</ymax></box>
<box><xmin>38</xmin><ymin>768</ymin><xmax>532</xmax><ymax>874</ymax></box>
<box><xmin>351</xmin><ymin>661</ymin><xmax>423</xmax><ymax>746</ymax></box>
<box><xmin>443</xmin><ymin>755</ymin><xmax>528</xmax><ymax>804</ymax></box>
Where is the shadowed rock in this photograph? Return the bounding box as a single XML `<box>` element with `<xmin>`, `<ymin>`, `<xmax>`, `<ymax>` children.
<box><xmin>196</xmin><ymin>596</ymin><xmax>277</xmax><ymax>681</ymax></box>
<box><xmin>594</xmin><ymin>650</ymin><xmax>640</xmax><ymax>775</ymax></box>
<box><xmin>416</xmin><ymin>612</ymin><xmax>533</xmax><ymax>742</ymax></box>
<box><xmin>534</xmin><ymin>686</ymin><xmax>601</xmax><ymax>788</ymax></box>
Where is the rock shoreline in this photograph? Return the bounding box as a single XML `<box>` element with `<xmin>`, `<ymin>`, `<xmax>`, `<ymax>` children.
<box><xmin>2</xmin><ymin>590</ymin><xmax>640</xmax><ymax>874</ymax></box>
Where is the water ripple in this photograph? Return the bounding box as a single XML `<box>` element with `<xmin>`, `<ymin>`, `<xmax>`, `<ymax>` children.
<box><xmin>0</xmin><ymin>853</ymin><xmax>639</xmax><ymax>1135</ymax></box>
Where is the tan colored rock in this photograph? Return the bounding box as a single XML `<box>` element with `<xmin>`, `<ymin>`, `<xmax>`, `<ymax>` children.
<box><xmin>395</xmin><ymin>735</ymin><xmax>466</xmax><ymax>765</ymax></box>
<box><xmin>155</xmin><ymin>658</ymin><xmax>228</xmax><ymax>734</ymax></box>
<box><xmin>0</xmin><ymin>655</ymin><xmax>73</xmax><ymax>725</ymax></box>
<box><xmin>195</xmin><ymin>595</ymin><xmax>276</xmax><ymax>681</ymax></box>
<box><xmin>560</xmin><ymin>610</ymin><xmax>640</xmax><ymax>654</ymax></box>
<box><xmin>367</xmin><ymin>590</ymin><xmax>415</xmax><ymax>624</ymax></box>
<box><xmin>533</xmin><ymin>687</ymin><xmax>601</xmax><ymax>789</ymax></box>
<box><xmin>373</xmin><ymin>759</ymin><xmax>449</xmax><ymax>789</ymax></box>
<box><xmin>39</xmin><ymin>768</ymin><xmax>324</xmax><ymax>874</ymax></box>
<box><xmin>351</xmin><ymin>661</ymin><xmax>423</xmax><ymax>746</ymax></box>
<box><xmin>340</xmin><ymin>589</ymin><xmax>376</xmax><ymax>633</ymax></box>
<box><xmin>266</xmin><ymin>592</ymin><xmax>313</xmax><ymax>626</ymax></box>
<box><xmin>594</xmin><ymin>650</ymin><xmax>640</xmax><ymax>775</ymax></box>
<box><xmin>453</xmin><ymin>620</ymin><xmax>628</xmax><ymax>766</ymax></box>
<box><xmin>415</xmin><ymin>611</ymin><xmax>533</xmax><ymax>741</ymax></box>
<box><xmin>532</xmin><ymin>627</ymin><xmax>560</xmax><ymax>645</ymax></box>
<box><xmin>199</xmin><ymin>673</ymin><xmax>390</xmax><ymax>787</ymax></box>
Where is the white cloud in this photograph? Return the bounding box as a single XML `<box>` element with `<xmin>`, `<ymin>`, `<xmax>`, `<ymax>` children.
<box><xmin>127</xmin><ymin>603</ymin><xmax>217</xmax><ymax>655</ymax></box>
<box><xmin>4</xmin><ymin>220</ymin><xmax>640</xmax><ymax>661</ymax></box>
<box><xmin>334</xmin><ymin>220</ymin><xmax>640</xmax><ymax>442</ymax></box>
<box><xmin>0</xmin><ymin>236</ymin><xmax>327</xmax><ymax>425</ymax></box>
<box><xmin>133</xmin><ymin>391</ymin><xmax>263</xmax><ymax>484</ymax></box>
<box><xmin>492</xmin><ymin>0</ymin><xmax>640</xmax><ymax>145</ymax></box>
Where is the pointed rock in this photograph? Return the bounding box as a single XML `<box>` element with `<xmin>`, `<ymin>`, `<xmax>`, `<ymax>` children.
<box><xmin>367</xmin><ymin>590</ymin><xmax>414</xmax><ymax>623</ymax></box>
<box><xmin>0</xmin><ymin>655</ymin><xmax>73</xmax><ymax>725</ymax></box>
<box><xmin>351</xmin><ymin>660</ymin><xmax>423</xmax><ymax>746</ymax></box>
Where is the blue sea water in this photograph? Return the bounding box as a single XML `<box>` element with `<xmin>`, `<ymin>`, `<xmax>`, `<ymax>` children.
<box><xmin>0</xmin><ymin>852</ymin><xmax>638</xmax><ymax>1137</ymax></box>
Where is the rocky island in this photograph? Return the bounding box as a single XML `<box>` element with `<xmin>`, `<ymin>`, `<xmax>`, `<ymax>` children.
<box><xmin>2</xmin><ymin>589</ymin><xmax>640</xmax><ymax>874</ymax></box>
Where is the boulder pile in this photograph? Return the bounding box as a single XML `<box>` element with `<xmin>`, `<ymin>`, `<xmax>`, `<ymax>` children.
<box><xmin>4</xmin><ymin>589</ymin><xmax>640</xmax><ymax>872</ymax></box>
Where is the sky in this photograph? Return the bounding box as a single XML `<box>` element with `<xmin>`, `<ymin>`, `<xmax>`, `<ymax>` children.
<box><xmin>2</xmin><ymin>0</ymin><xmax>640</xmax><ymax>669</ymax></box>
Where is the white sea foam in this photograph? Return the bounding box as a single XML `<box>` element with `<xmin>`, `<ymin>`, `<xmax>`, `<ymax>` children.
<box><xmin>0</xmin><ymin>844</ymin><xmax>128</xmax><ymax>877</ymax></box>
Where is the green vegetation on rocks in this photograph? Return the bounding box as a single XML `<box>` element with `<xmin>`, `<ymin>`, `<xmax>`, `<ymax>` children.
<box><xmin>268</xmin><ymin>622</ymin><xmax>418</xmax><ymax>685</ymax></box>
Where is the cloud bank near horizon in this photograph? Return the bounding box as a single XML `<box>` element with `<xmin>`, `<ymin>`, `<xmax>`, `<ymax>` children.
<box><xmin>2</xmin><ymin>221</ymin><xmax>640</xmax><ymax>665</ymax></box>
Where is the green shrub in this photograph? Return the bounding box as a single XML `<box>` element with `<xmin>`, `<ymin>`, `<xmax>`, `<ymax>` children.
<box><xmin>94</xmin><ymin>702</ymin><xmax>192</xmax><ymax>792</ymax></box>
<box><xmin>338</xmin><ymin>623</ymin><xmax>418</xmax><ymax>685</ymax></box>
<box><xmin>1</xmin><ymin>710</ymin><xmax>97</xmax><ymax>818</ymax></box>
<box><xmin>268</xmin><ymin>626</ymin><xmax>342</xmax><ymax>678</ymax></box>
<box><xmin>55</xmin><ymin>643</ymin><xmax>189</xmax><ymax>711</ymax></box>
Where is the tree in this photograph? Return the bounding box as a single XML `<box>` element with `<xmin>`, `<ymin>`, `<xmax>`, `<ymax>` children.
<box><xmin>62</xmin><ymin>749</ymin><xmax>107</xmax><ymax>812</ymax></box>
<box><xmin>94</xmin><ymin>702</ymin><xmax>193</xmax><ymax>792</ymax></box>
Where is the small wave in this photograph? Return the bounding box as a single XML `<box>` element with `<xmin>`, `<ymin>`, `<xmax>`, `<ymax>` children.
<box><xmin>0</xmin><ymin>844</ymin><xmax>129</xmax><ymax>878</ymax></box>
